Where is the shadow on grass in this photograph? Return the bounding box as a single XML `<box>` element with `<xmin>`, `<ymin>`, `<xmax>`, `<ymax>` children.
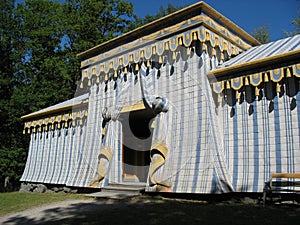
<box><xmin>2</xmin><ymin>195</ymin><xmax>300</xmax><ymax>225</ymax></box>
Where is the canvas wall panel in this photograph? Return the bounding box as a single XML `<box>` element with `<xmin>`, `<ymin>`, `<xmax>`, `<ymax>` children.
<box><xmin>218</xmin><ymin>79</ymin><xmax>300</xmax><ymax>193</ymax></box>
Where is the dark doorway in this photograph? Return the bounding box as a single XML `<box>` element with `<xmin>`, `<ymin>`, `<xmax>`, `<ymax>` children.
<box><xmin>120</xmin><ymin>107</ymin><xmax>155</xmax><ymax>183</ymax></box>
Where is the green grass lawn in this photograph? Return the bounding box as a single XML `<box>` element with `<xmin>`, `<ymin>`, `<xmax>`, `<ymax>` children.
<box><xmin>0</xmin><ymin>192</ymin><xmax>87</xmax><ymax>216</ymax></box>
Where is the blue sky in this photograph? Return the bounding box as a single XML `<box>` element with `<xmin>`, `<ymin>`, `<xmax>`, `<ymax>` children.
<box><xmin>15</xmin><ymin>0</ymin><xmax>299</xmax><ymax>41</ymax></box>
<box><xmin>128</xmin><ymin>0</ymin><xmax>299</xmax><ymax>41</ymax></box>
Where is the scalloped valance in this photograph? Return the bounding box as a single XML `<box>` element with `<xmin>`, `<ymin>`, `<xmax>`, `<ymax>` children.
<box><xmin>23</xmin><ymin>109</ymin><xmax>88</xmax><ymax>134</ymax></box>
<box><xmin>78</xmin><ymin>11</ymin><xmax>256</xmax><ymax>88</ymax></box>
<box><xmin>80</xmin><ymin>14</ymin><xmax>252</xmax><ymax>67</ymax></box>
<box><xmin>212</xmin><ymin>63</ymin><xmax>300</xmax><ymax>99</ymax></box>
<box><xmin>79</xmin><ymin>26</ymin><xmax>245</xmax><ymax>88</ymax></box>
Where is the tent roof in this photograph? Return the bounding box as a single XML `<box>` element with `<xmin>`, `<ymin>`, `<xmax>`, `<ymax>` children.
<box><xmin>77</xmin><ymin>1</ymin><xmax>259</xmax><ymax>61</ymax></box>
<box><xmin>208</xmin><ymin>34</ymin><xmax>300</xmax><ymax>78</ymax></box>
<box><xmin>21</xmin><ymin>93</ymin><xmax>89</xmax><ymax>120</ymax></box>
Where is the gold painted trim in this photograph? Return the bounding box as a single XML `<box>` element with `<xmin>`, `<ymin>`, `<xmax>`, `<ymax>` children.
<box><xmin>150</xmin><ymin>142</ymin><xmax>168</xmax><ymax>159</ymax></box>
<box><xmin>77</xmin><ymin>1</ymin><xmax>258</xmax><ymax>60</ymax></box>
<box><xmin>211</xmin><ymin>63</ymin><xmax>299</xmax><ymax>99</ymax></box>
<box><xmin>80</xmin><ymin>16</ymin><xmax>251</xmax><ymax>70</ymax></box>
<box><xmin>208</xmin><ymin>49</ymin><xmax>300</xmax><ymax>78</ymax></box>
<box><xmin>120</xmin><ymin>102</ymin><xmax>145</xmax><ymax>113</ymax></box>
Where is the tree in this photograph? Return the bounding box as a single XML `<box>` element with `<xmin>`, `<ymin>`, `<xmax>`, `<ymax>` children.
<box><xmin>0</xmin><ymin>0</ymin><xmax>15</xmax><ymax>148</ymax></box>
<box><xmin>251</xmin><ymin>24</ymin><xmax>271</xmax><ymax>44</ymax></box>
<box><xmin>0</xmin><ymin>0</ymin><xmax>137</xmax><ymax>191</ymax></box>
<box><xmin>0</xmin><ymin>0</ymin><xmax>29</xmax><ymax>191</ymax></box>
<box><xmin>13</xmin><ymin>0</ymin><xmax>71</xmax><ymax>110</ymax></box>
<box><xmin>61</xmin><ymin>0</ymin><xmax>136</xmax><ymax>94</ymax></box>
<box><xmin>285</xmin><ymin>13</ymin><xmax>300</xmax><ymax>36</ymax></box>
<box><xmin>132</xmin><ymin>3</ymin><xmax>182</xmax><ymax>29</ymax></box>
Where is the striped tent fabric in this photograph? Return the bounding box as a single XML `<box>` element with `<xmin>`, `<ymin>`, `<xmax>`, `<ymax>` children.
<box><xmin>214</xmin><ymin>35</ymin><xmax>300</xmax><ymax>192</ymax></box>
<box><xmin>20</xmin><ymin>28</ymin><xmax>300</xmax><ymax>193</ymax></box>
<box><xmin>221</xmin><ymin>34</ymin><xmax>300</xmax><ymax>67</ymax></box>
<box><xmin>20</xmin><ymin>95</ymin><xmax>89</xmax><ymax>184</ymax></box>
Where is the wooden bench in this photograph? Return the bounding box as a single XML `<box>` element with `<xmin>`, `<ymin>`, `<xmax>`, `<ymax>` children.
<box><xmin>263</xmin><ymin>173</ymin><xmax>300</xmax><ymax>206</ymax></box>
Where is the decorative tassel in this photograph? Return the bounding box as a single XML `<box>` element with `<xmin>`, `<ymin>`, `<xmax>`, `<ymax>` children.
<box><xmin>72</xmin><ymin>120</ymin><xmax>76</xmax><ymax>127</ymax></box>
<box><xmin>159</xmin><ymin>56</ymin><xmax>162</xmax><ymax>64</ymax></box>
<box><xmin>152</xmin><ymin>47</ymin><xmax>156</xmax><ymax>55</ymax></box>
<box><xmin>100</xmin><ymin>65</ymin><xmax>104</xmax><ymax>72</ymax></box>
<box><xmin>193</xmin><ymin>32</ymin><xmax>198</xmax><ymax>40</ymax></box>
<box><xmin>114</xmin><ymin>70</ymin><xmax>118</xmax><ymax>78</ymax></box>
<box><xmin>178</xmin><ymin>37</ymin><xmax>183</xmax><ymax>45</ymax></box>
<box><xmin>165</xmin><ymin>42</ymin><xmax>169</xmax><ymax>50</ymax></box>
<box><xmin>286</xmin><ymin>67</ymin><xmax>292</xmax><ymax>77</ymax></box>
<box><xmin>104</xmin><ymin>73</ymin><xmax>108</xmax><ymax>81</ymax></box>
<box><xmin>212</xmin><ymin>48</ymin><xmax>216</xmax><ymax>56</ymax></box>
<box><xmin>245</xmin><ymin>76</ymin><xmax>249</xmax><ymax>86</ymax></box>
<box><xmin>135</xmin><ymin>63</ymin><xmax>139</xmax><ymax>71</ymax></box>
<box><xmin>226</xmin><ymin>80</ymin><xmax>231</xmax><ymax>89</ymax></box>
<box><xmin>119</xmin><ymin>58</ymin><xmax>123</xmax><ymax>66</ymax></box>
<box><xmin>202</xmin><ymin>44</ymin><xmax>207</xmax><ymax>52</ymax></box>
<box><xmin>218</xmin><ymin>94</ymin><xmax>222</xmax><ymax>103</ymax></box>
<box><xmin>88</xmin><ymin>79</ymin><xmax>91</xmax><ymax>86</ymax></box>
<box><xmin>221</xmin><ymin>52</ymin><xmax>224</xmax><ymax>61</ymax></box>
<box><xmin>27</xmin><ymin>128</ymin><xmax>31</xmax><ymax>134</ymax></box>
<box><xmin>236</xmin><ymin>91</ymin><xmax>240</xmax><ymax>100</ymax></box>
<box><xmin>140</xmin><ymin>51</ymin><xmax>144</xmax><ymax>58</ymax></box>
<box><xmin>80</xmin><ymin>81</ymin><xmax>83</xmax><ymax>89</ymax></box>
<box><xmin>23</xmin><ymin>129</ymin><xmax>26</xmax><ymax>135</ymax></box>
<box><xmin>276</xmin><ymin>83</ymin><xmax>281</xmax><ymax>93</ymax></box>
<box><xmin>255</xmin><ymin>87</ymin><xmax>260</xmax><ymax>96</ymax></box>
<box><xmin>187</xmin><ymin>47</ymin><xmax>191</xmax><ymax>56</ymax></box>
<box><xmin>79</xmin><ymin>119</ymin><xmax>83</xmax><ymax>126</ymax></box>
<box><xmin>264</xmin><ymin>73</ymin><xmax>269</xmax><ymax>82</ymax></box>
<box><xmin>51</xmin><ymin>124</ymin><xmax>54</xmax><ymax>130</ymax></box>
<box><xmin>92</xmin><ymin>68</ymin><xmax>96</xmax><ymax>75</ymax></box>
<box><xmin>231</xmin><ymin>47</ymin><xmax>236</xmax><ymax>55</ymax></box>
<box><xmin>146</xmin><ymin>60</ymin><xmax>151</xmax><ymax>67</ymax></box>
<box><xmin>129</xmin><ymin>54</ymin><xmax>133</xmax><ymax>62</ymax></box>
<box><xmin>124</xmin><ymin>66</ymin><xmax>128</xmax><ymax>74</ymax></box>
<box><xmin>172</xmin><ymin>52</ymin><xmax>176</xmax><ymax>60</ymax></box>
<box><xmin>65</xmin><ymin>122</ymin><xmax>68</xmax><ymax>128</ymax></box>
<box><xmin>96</xmin><ymin>76</ymin><xmax>100</xmax><ymax>83</ymax></box>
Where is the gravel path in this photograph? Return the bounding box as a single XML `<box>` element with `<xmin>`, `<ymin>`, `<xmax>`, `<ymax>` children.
<box><xmin>0</xmin><ymin>198</ymin><xmax>100</xmax><ymax>224</ymax></box>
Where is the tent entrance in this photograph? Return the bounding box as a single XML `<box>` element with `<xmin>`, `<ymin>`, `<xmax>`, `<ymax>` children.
<box><xmin>120</xmin><ymin>107</ymin><xmax>155</xmax><ymax>183</ymax></box>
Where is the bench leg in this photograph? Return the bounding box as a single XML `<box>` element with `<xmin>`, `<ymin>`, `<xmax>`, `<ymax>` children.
<box><xmin>263</xmin><ymin>190</ymin><xmax>267</xmax><ymax>207</ymax></box>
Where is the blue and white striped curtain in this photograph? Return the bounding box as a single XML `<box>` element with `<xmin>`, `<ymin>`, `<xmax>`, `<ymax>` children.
<box><xmin>137</xmin><ymin>44</ymin><xmax>233</xmax><ymax>193</ymax></box>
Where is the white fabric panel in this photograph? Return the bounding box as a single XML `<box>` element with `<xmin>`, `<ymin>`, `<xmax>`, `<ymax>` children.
<box><xmin>21</xmin><ymin>35</ymin><xmax>300</xmax><ymax>194</ymax></box>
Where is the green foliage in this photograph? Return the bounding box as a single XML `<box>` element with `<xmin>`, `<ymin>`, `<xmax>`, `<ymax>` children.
<box><xmin>1</xmin><ymin>0</ymin><xmax>296</xmax><ymax>192</ymax></box>
<box><xmin>251</xmin><ymin>24</ymin><xmax>271</xmax><ymax>44</ymax></box>
<box><xmin>132</xmin><ymin>3</ymin><xmax>182</xmax><ymax>29</ymax></box>
<box><xmin>0</xmin><ymin>0</ymin><xmax>136</xmax><ymax>191</ymax></box>
<box><xmin>285</xmin><ymin>12</ymin><xmax>300</xmax><ymax>36</ymax></box>
<box><xmin>0</xmin><ymin>192</ymin><xmax>87</xmax><ymax>216</ymax></box>
<box><xmin>0</xmin><ymin>148</ymin><xmax>27</xmax><ymax>191</ymax></box>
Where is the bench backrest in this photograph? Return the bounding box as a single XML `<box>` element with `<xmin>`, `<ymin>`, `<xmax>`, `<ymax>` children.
<box><xmin>272</xmin><ymin>173</ymin><xmax>300</xmax><ymax>179</ymax></box>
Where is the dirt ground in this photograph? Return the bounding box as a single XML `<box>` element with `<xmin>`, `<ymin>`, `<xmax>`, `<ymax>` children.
<box><xmin>1</xmin><ymin>195</ymin><xmax>299</xmax><ymax>225</ymax></box>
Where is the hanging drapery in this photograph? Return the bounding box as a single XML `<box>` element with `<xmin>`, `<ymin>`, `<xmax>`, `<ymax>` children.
<box><xmin>212</xmin><ymin>63</ymin><xmax>300</xmax><ymax>99</ymax></box>
<box><xmin>79</xmin><ymin>25</ymin><xmax>245</xmax><ymax>89</ymax></box>
<box><xmin>202</xmin><ymin>50</ymin><xmax>234</xmax><ymax>192</ymax></box>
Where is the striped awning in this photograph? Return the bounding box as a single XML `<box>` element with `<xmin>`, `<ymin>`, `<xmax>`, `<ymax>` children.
<box><xmin>22</xmin><ymin>93</ymin><xmax>89</xmax><ymax>133</ymax></box>
<box><xmin>210</xmin><ymin>34</ymin><xmax>300</xmax><ymax>95</ymax></box>
<box><xmin>219</xmin><ymin>34</ymin><xmax>300</xmax><ymax>68</ymax></box>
